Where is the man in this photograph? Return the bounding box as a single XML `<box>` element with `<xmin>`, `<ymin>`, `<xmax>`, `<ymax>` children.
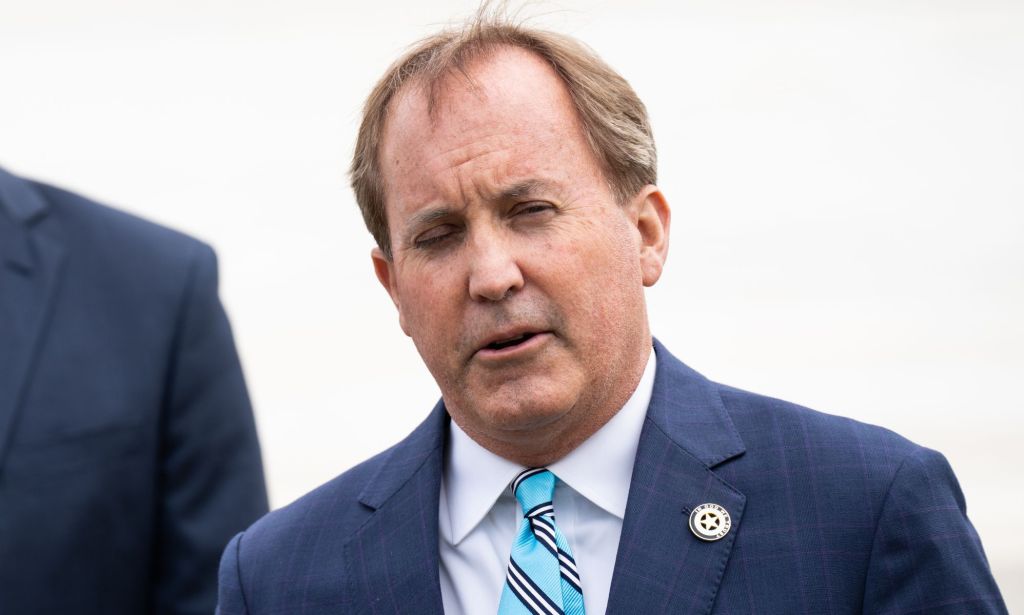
<box><xmin>0</xmin><ymin>166</ymin><xmax>268</xmax><ymax>613</ymax></box>
<box><xmin>217</xmin><ymin>16</ymin><xmax>1006</xmax><ymax>614</ymax></box>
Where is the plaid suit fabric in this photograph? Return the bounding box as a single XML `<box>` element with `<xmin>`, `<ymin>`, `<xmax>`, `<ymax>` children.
<box><xmin>657</xmin><ymin>384</ymin><xmax>1004</xmax><ymax>614</ymax></box>
<box><xmin>218</xmin><ymin>341</ymin><xmax>1005</xmax><ymax>614</ymax></box>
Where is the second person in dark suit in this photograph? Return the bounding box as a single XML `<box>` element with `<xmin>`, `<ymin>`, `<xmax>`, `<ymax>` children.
<box><xmin>0</xmin><ymin>166</ymin><xmax>268</xmax><ymax>614</ymax></box>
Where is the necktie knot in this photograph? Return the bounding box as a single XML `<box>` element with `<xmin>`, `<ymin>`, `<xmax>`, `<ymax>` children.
<box><xmin>511</xmin><ymin>468</ymin><xmax>556</xmax><ymax>515</ymax></box>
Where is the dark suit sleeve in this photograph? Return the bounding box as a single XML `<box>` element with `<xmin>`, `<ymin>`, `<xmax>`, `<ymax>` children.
<box><xmin>216</xmin><ymin>532</ymin><xmax>250</xmax><ymax>615</ymax></box>
<box><xmin>862</xmin><ymin>446</ymin><xmax>1007</xmax><ymax>614</ymax></box>
<box><xmin>153</xmin><ymin>244</ymin><xmax>269</xmax><ymax>614</ymax></box>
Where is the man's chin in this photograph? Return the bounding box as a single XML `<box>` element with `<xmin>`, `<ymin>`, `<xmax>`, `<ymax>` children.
<box><xmin>472</xmin><ymin>391</ymin><xmax>582</xmax><ymax>432</ymax></box>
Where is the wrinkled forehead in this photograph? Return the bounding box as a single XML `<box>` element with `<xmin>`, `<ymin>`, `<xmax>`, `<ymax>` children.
<box><xmin>378</xmin><ymin>48</ymin><xmax>595</xmax><ymax>200</ymax></box>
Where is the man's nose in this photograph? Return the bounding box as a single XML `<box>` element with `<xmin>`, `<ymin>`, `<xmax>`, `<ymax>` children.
<box><xmin>467</xmin><ymin>233</ymin><xmax>525</xmax><ymax>302</ymax></box>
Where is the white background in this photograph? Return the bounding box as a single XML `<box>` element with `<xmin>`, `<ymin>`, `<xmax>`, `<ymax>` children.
<box><xmin>1</xmin><ymin>0</ymin><xmax>1021</xmax><ymax>608</ymax></box>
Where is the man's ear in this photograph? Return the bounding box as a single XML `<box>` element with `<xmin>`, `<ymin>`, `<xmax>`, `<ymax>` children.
<box><xmin>630</xmin><ymin>185</ymin><xmax>671</xmax><ymax>287</ymax></box>
<box><xmin>371</xmin><ymin>247</ymin><xmax>409</xmax><ymax>335</ymax></box>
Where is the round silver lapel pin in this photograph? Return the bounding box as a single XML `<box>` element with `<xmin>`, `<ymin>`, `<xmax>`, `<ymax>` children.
<box><xmin>688</xmin><ymin>503</ymin><xmax>731</xmax><ymax>541</ymax></box>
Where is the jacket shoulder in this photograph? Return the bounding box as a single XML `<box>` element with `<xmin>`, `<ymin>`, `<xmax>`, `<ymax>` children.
<box><xmin>34</xmin><ymin>180</ymin><xmax>209</xmax><ymax>263</ymax></box>
<box><xmin>717</xmin><ymin>382</ymin><xmax>924</xmax><ymax>464</ymax></box>
<box><xmin>30</xmin><ymin>180</ymin><xmax>221</xmax><ymax>317</ymax></box>
<box><xmin>711</xmin><ymin>380</ymin><xmax>937</xmax><ymax>535</ymax></box>
<box><xmin>709</xmin><ymin>384</ymin><xmax>1006</xmax><ymax>613</ymax></box>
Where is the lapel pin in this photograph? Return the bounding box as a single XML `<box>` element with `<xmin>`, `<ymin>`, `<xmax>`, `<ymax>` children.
<box><xmin>688</xmin><ymin>503</ymin><xmax>731</xmax><ymax>541</ymax></box>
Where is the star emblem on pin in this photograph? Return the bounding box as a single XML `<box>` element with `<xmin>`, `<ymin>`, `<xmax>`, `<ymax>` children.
<box><xmin>688</xmin><ymin>503</ymin><xmax>732</xmax><ymax>541</ymax></box>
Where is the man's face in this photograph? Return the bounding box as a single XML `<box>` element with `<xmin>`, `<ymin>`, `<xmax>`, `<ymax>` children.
<box><xmin>373</xmin><ymin>48</ymin><xmax>669</xmax><ymax>462</ymax></box>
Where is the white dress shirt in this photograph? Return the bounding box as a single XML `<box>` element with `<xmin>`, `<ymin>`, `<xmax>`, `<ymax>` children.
<box><xmin>439</xmin><ymin>350</ymin><xmax>656</xmax><ymax>615</ymax></box>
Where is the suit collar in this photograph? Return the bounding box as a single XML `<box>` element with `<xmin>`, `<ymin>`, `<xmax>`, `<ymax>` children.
<box><xmin>0</xmin><ymin>167</ymin><xmax>49</xmax><ymax>271</ymax></box>
<box><xmin>344</xmin><ymin>401</ymin><xmax>448</xmax><ymax>614</ymax></box>
<box><xmin>605</xmin><ymin>340</ymin><xmax>747</xmax><ymax>614</ymax></box>
<box><xmin>647</xmin><ymin>338</ymin><xmax>746</xmax><ymax>468</ymax></box>
<box><xmin>0</xmin><ymin>166</ymin><xmax>48</xmax><ymax>225</ymax></box>
<box><xmin>0</xmin><ymin>168</ymin><xmax>65</xmax><ymax>475</ymax></box>
<box><xmin>357</xmin><ymin>399</ymin><xmax>449</xmax><ymax>510</ymax></box>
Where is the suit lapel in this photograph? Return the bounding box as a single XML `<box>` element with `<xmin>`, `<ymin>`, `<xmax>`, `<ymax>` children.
<box><xmin>342</xmin><ymin>402</ymin><xmax>448</xmax><ymax>614</ymax></box>
<box><xmin>0</xmin><ymin>170</ymin><xmax>65</xmax><ymax>474</ymax></box>
<box><xmin>606</xmin><ymin>341</ymin><xmax>747</xmax><ymax>614</ymax></box>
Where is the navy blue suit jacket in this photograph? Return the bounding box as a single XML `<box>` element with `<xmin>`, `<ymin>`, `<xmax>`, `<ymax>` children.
<box><xmin>217</xmin><ymin>341</ymin><xmax>1005</xmax><ymax>614</ymax></box>
<box><xmin>0</xmin><ymin>168</ymin><xmax>268</xmax><ymax>614</ymax></box>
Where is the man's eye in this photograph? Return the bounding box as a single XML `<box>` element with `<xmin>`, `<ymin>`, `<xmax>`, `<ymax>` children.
<box><xmin>414</xmin><ymin>224</ymin><xmax>460</xmax><ymax>248</ymax></box>
<box><xmin>512</xmin><ymin>201</ymin><xmax>554</xmax><ymax>216</ymax></box>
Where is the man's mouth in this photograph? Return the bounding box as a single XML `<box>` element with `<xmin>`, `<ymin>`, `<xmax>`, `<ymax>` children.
<box><xmin>485</xmin><ymin>332</ymin><xmax>538</xmax><ymax>351</ymax></box>
<box><xmin>474</xmin><ymin>327</ymin><xmax>556</xmax><ymax>359</ymax></box>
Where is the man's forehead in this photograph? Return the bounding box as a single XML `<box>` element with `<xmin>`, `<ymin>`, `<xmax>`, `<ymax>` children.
<box><xmin>386</xmin><ymin>46</ymin><xmax>575</xmax><ymax>134</ymax></box>
<box><xmin>380</xmin><ymin>52</ymin><xmax>586</xmax><ymax>189</ymax></box>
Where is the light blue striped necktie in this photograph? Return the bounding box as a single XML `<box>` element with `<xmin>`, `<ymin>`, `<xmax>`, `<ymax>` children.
<box><xmin>498</xmin><ymin>468</ymin><xmax>586</xmax><ymax>615</ymax></box>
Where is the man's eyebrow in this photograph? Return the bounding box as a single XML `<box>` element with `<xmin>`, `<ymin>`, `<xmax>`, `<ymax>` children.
<box><xmin>495</xmin><ymin>179</ymin><xmax>553</xmax><ymax>201</ymax></box>
<box><xmin>405</xmin><ymin>207</ymin><xmax>457</xmax><ymax>236</ymax></box>
<box><xmin>400</xmin><ymin>180</ymin><xmax>555</xmax><ymax>243</ymax></box>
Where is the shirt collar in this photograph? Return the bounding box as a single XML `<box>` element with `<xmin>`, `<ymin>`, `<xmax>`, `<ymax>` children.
<box><xmin>443</xmin><ymin>348</ymin><xmax>656</xmax><ymax>545</ymax></box>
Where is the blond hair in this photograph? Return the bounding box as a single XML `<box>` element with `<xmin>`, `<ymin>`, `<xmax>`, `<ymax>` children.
<box><xmin>350</xmin><ymin>14</ymin><xmax>657</xmax><ymax>258</ymax></box>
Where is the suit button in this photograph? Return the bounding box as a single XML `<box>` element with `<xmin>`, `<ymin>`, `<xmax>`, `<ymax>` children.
<box><xmin>688</xmin><ymin>503</ymin><xmax>732</xmax><ymax>541</ymax></box>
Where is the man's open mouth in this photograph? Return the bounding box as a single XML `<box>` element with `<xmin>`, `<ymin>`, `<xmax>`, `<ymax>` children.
<box><xmin>484</xmin><ymin>332</ymin><xmax>539</xmax><ymax>351</ymax></box>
